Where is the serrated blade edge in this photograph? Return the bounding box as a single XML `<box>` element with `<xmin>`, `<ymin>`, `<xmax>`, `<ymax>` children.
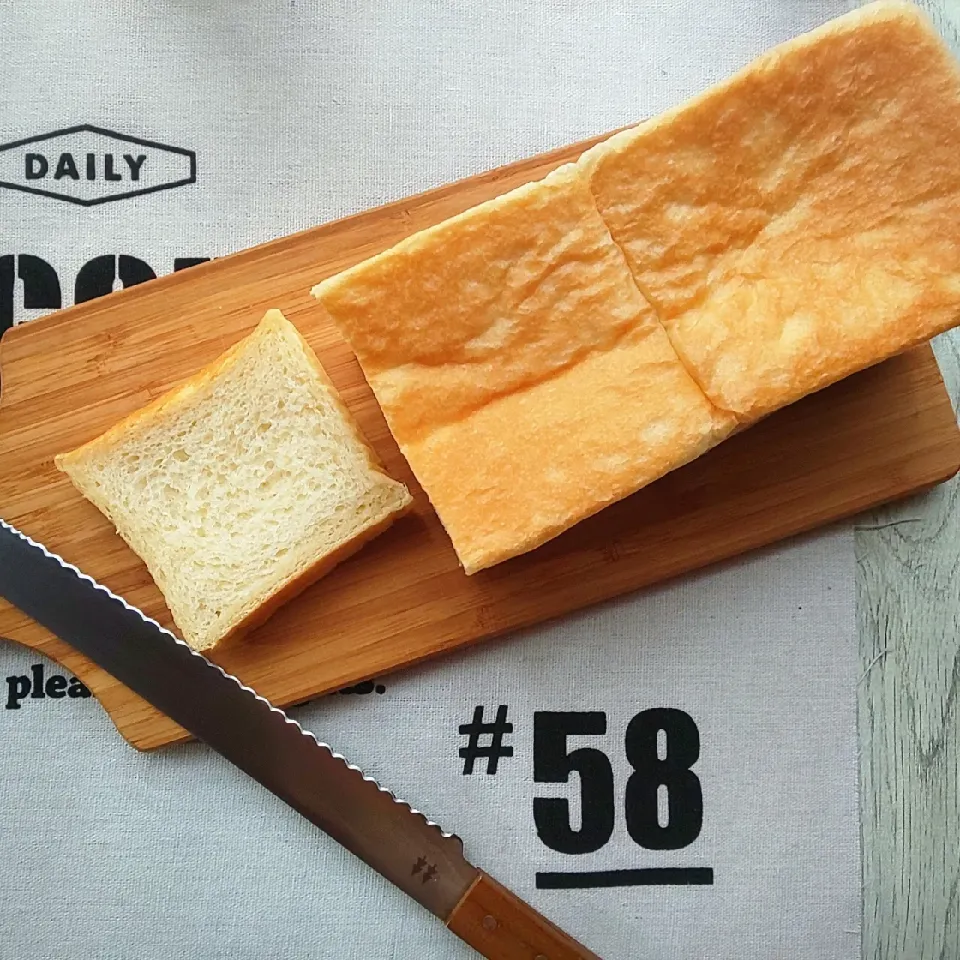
<box><xmin>0</xmin><ymin>518</ymin><xmax>478</xmax><ymax>918</ymax></box>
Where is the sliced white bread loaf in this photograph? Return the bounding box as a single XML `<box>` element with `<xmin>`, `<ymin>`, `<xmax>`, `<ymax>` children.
<box><xmin>54</xmin><ymin>309</ymin><xmax>412</xmax><ymax>652</ymax></box>
<box><xmin>313</xmin><ymin>1</ymin><xmax>960</xmax><ymax>574</ymax></box>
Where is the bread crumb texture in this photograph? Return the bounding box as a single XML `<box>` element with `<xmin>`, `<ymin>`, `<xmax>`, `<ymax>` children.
<box><xmin>55</xmin><ymin>310</ymin><xmax>411</xmax><ymax>650</ymax></box>
<box><xmin>316</xmin><ymin>165</ymin><xmax>735</xmax><ymax>574</ymax></box>
<box><xmin>580</xmin><ymin>0</ymin><xmax>960</xmax><ymax>420</ymax></box>
<box><xmin>314</xmin><ymin>2</ymin><xmax>960</xmax><ymax>574</ymax></box>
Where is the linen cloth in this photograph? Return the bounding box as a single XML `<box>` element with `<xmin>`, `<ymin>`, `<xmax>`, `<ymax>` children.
<box><xmin>0</xmin><ymin>2</ymin><xmax>860</xmax><ymax>958</ymax></box>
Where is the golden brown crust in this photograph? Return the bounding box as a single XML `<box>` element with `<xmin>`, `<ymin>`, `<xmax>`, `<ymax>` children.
<box><xmin>317</xmin><ymin>1</ymin><xmax>960</xmax><ymax>573</ymax></box>
<box><xmin>403</xmin><ymin>324</ymin><xmax>730</xmax><ymax>574</ymax></box>
<box><xmin>315</xmin><ymin>164</ymin><xmax>733</xmax><ymax>574</ymax></box>
<box><xmin>267</xmin><ymin>310</ymin><xmax>397</xmax><ymax>478</ymax></box>
<box><xmin>55</xmin><ymin>309</ymin><xmax>413</xmax><ymax>650</ymax></box>
<box><xmin>579</xmin><ymin>0</ymin><xmax>960</xmax><ymax>421</ymax></box>
<box><xmin>56</xmin><ymin>309</ymin><xmax>397</xmax><ymax>484</ymax></box>
<box><xmin>206</xmin><ymin>492</ymin><xmax>412</xmax><ymax>649</ymax></box>
<box><xmin>55</xmin><ymin>321</ymin><xmax>257</xmax><ymax>473</ymax></box>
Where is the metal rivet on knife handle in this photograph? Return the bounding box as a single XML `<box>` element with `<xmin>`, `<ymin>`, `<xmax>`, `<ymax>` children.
<box><xmin>447</xmin><ymin>871</ymin><xmax>602</xmax><ymax>960</ymax></box>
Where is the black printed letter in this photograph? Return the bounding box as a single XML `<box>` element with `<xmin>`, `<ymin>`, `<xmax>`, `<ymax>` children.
<box><xmin>5</xmin><ymin>676</ymin><xmax>30</xmax><ymax>709</ymax></box>
<box><xmin>54</xmin><ymin>153</ymin><xmax>80</xmax><ymax>180</ymax></box>
<box><xmin>67</xmin><ymin>677</ymin><xmax>92</xmax><ymax>699</ymax></box>
<box><xmin>25</xmin><ymin>153</ymin><xmax>48</xmax><ymax>179</ymax></box>
<box><xmin>124</xmin><ymin>154</ymin><xmax>147</xmax><ymax>180</ymax></box>
<box><xmin>0</xmin><ymin>255</ymin><xmax>62</xmax><ymax>342</ymax></box>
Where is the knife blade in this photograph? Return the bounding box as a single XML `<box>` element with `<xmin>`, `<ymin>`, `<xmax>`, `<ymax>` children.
<box><xmin>0</xmin><ymin>518</ymin><xmax>601</xmax><ymax>960</ymax></box>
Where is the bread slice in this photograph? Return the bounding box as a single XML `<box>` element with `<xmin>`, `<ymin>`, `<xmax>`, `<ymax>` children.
<box><xmin>55</xmin><ymin>309</ymin><xmax>412</xmax><ymax>651</ymax></box>
<box><xmin>312</xmin><ymin>163</ymin><xmax>735</xmax><ymax>575</ymax></box>
<box><xmin>578</xmin><ymin>0</ymin><xmax>960</xmax><ymax>422</ymax></box>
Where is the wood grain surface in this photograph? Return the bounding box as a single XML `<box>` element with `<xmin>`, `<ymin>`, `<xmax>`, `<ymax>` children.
<box><xmin>855</xmin><ymin>4</ymin><xmax>960</xmax><ymax>960</ymax></box>
<box><xmin>1</xmin><ymin>122</ymin><xmax>959</xmax><ymax>754</ymax></box>
<box><xmin>857</xmin><ymin>329</ymin><xmax>960</xmax><ymax>960</ymax></box>
<box><xmin>446</xmin><ymin>872</ymin><xmax>601</xmax><ymax>960</ymax></box>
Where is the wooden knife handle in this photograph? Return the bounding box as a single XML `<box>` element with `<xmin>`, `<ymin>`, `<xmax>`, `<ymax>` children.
<box><xmin>446</xmin><ymin>871</ymin><xmax>602</xmax><ymax>960</ymax></box>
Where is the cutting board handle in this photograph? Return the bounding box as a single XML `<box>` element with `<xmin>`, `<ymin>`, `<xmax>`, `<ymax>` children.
<box><xmin>0</xmin><ymin>612</ymin><xmax>190</xmax><ymax>748</ymax></box>
<box><xmin>447</xmin><ymin>871</ymin><xmax>601</xmax><ymax>960</ymax></box>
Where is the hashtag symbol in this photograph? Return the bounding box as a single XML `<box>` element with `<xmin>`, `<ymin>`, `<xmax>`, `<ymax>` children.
<box><xmin>458</xmin><ymin>704</ymin><xmax>514</xmax><ymax>775</ymax></box>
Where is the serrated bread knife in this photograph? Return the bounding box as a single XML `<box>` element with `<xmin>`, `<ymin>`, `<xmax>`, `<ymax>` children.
<box><xmin>0</xmin><ymin>519</ymin><xmax>600</xmax><ymax>960</ymax></box>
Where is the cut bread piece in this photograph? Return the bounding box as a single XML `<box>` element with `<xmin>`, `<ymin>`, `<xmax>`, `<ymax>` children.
<box><xmin>579</xmin><ymin>0</ymin><xmax>960</xmax><ymax>422</ymax></box>
<box><xmin>313</xmin><ymin>163</ymin><xmax>735</xmax><ymax>574</ymax></box>
<box><xmin>54</xmin><ymin>309</ymin><xmax>412</xmax><ymax>651</ymax></box>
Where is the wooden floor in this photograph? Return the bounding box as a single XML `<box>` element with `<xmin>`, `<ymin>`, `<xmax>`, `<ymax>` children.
<box><xmin>858</xmin><ymin>9</ymin><xmax>960</xmax><ymax>957</ymax></box>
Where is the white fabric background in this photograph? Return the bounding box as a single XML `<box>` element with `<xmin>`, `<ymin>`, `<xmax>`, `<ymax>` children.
<box><xmin>0</xmin><ymin>2</ymin><xmax>861</xmax><ymax>958</ymax></box>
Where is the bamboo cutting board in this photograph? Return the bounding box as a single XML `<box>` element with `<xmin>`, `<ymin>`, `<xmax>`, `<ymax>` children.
<box><xmin>1</xmin><ymin>129</ymin><xmax>959</xmax><ymax>751</ymax></box>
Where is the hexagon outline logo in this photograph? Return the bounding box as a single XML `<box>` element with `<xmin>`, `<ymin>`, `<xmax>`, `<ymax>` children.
<box><xmin>0</xmin><ymin>124</ymin><xmax>197</xmax><ymax>207</ymax></box>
